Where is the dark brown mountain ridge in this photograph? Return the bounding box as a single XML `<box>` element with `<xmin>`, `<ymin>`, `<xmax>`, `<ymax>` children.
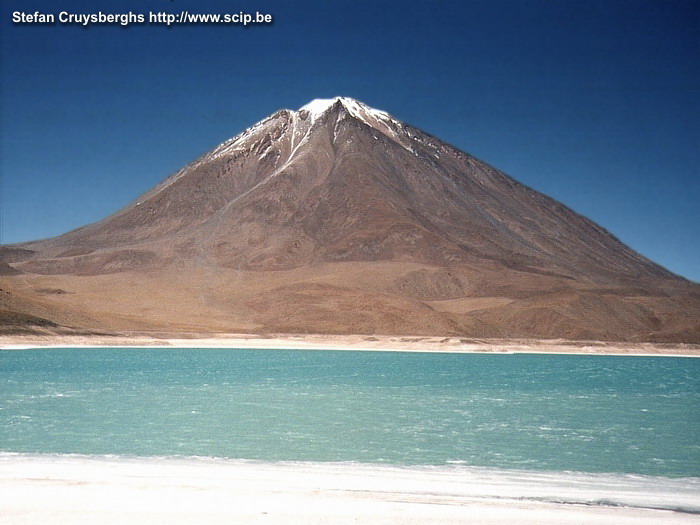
<box><xmin>2</xmin><ymin>97</ymin><xmax>699</xmax><ymax>342</ymax></box>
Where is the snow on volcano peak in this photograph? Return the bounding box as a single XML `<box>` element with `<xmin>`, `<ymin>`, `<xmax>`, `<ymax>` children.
<box><xmin>298</xmin><ymin>97</ymin><xmax>341</xmax><ymax>117</ymax></box>
<box><xmin>297</xmin><ymin>97</ymin><xmax>400</xmax><ymax>140</ymax></box>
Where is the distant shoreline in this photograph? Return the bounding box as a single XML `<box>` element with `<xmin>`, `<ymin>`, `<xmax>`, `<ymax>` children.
<box><xmin>1</xmin><ymin>332</ymin><xmax>698</xmax><ymax>356</ymax></box>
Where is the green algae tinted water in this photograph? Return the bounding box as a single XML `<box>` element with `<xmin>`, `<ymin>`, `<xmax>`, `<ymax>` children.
<box><xmin>1</xmin><ymin>348</ymin><xmax>698</xmax><ymax>477</ymax></box>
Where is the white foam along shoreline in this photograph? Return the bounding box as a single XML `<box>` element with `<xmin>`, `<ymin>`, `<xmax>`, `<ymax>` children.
<box><xmin>0</xmin><ymin>454</ymin><xmax>698</xmax><ymax>525</ymax></box>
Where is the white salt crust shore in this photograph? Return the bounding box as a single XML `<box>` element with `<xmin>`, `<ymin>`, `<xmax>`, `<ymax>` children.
<box><xmin>1</xmin><ymin>455</ymin><xmax>699</xmax><ymax>525</ymax></box>
<box><xmin>1</xmin><ymin>332</ymin><xmax>699</xmax><ymax>356</ymax></box>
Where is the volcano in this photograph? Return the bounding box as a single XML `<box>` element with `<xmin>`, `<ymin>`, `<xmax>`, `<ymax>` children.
<box><xmin>2</xmin><ymin>97</ymin><xmax>698</xmax><ymax>342</ymax></box>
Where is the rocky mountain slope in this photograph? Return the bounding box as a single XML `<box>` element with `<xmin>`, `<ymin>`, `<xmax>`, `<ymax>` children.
<box><xmin>2</xmin><ymin>97</ymin><xmax>698</xmax><ymax>342</ymax></box>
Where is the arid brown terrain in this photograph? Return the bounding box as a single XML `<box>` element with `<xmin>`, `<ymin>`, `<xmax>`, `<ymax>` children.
<box><xmin>2</xmin><ymin>97</ymin><xmax>699</xmax><ymax>342</ymax></box>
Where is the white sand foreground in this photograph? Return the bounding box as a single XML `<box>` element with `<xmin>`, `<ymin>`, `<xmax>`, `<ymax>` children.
<box><xmin>1</xmin><ymin>455</ymin><xmax>698</xmax><ymax>524</ymax></box>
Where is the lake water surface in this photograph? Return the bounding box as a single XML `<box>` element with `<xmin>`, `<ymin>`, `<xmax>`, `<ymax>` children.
<box><xmin>1</xmin><ymin>348</ymin><xmax>699</xmax><ymax>478</ymax></box>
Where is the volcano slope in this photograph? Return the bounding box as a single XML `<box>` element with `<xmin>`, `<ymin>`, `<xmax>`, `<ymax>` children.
<box><xmin>2</xmin><ymin>97</ymin><xmax>698</xmax><ymax>342</ymax></box>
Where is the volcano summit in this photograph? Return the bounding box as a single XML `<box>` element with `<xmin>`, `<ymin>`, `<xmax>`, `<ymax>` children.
<box><xmin>2</xmin><ymin>97</ymin><xmax>698</xmax><ymax>342</ymax></box>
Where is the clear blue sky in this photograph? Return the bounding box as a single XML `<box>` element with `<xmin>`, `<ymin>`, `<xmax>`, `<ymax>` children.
<box><xmin>1</xmin><ymin>0</ymin><xmax>698</xmax><ymax>281</ymax></box>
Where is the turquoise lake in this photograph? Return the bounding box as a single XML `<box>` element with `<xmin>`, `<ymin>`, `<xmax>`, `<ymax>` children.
<box><xmin>1</xmin><ymin>348</ymin><xmax>699</xmax><ymax>477</ymax></box>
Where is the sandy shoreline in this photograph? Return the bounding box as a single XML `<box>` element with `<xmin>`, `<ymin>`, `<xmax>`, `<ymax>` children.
<box><xmin>1</xmin><ymin>331</ymin><xmax>699</xmax><ymax>356</ymax></box>
<box><xmin>1</xmin><ymin>332</ymin><xmax>699</xmax><ymax>356</ymax></box>
<box><xmin>1</xmin><ymin>454</ymin><xmax>698</xmax><ymax>525</ymax></box>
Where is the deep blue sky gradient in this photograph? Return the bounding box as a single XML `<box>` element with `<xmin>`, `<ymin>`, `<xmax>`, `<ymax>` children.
<box><xmin>1</xmin><ymin>0</ymin><xmax>698</xmax><ymax>281</ymax></box>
